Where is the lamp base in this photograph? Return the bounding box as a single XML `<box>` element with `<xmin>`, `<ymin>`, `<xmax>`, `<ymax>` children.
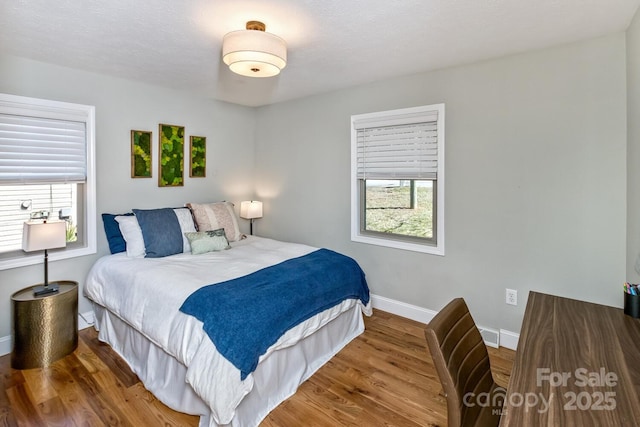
<box><xmin>33</xmin><ymin>283</ymin><xmax>59</xmax><ymax>297</ymax></box>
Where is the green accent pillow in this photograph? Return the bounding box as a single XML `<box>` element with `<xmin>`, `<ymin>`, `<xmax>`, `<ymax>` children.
<box><xmin>184</xmin><ymin>228</ymin><xmax>230</xmax><ymax>255</ymax></box>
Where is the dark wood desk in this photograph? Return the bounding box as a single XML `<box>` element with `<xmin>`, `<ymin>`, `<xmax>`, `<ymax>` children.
<box><xmin>500</xmin><ymin>291</ymin><xmax>640</xmax><ymax>426</ymax></box>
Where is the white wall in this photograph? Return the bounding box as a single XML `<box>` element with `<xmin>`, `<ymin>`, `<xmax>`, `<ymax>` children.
<box><xmin>0</xmin><ymin>54</ymin><xmax>256</xmax><ymax>338</ymax></box>
<box><xmin>627</xmin><ymin>9</ymin><xmax>640</xmax><ymax>283</ymax></box>
<box><xmin>254</xmin><ymin>34</ymin><xmax>628</xmax><ymax>333</ymax></box>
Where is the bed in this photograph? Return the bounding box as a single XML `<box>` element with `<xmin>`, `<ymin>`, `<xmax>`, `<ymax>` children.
<box><xmin>85</xmin><ymin>204</ymin><xmax>371</xmax><ymax>427</ymax></box>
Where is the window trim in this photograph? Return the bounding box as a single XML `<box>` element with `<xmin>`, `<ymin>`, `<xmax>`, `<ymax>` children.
<box><xmin>0</xmin><ymin>93</ymin><xmax>96</xmax><ymax>270</ymax></box>
<box><xmin>350</xmin><ymin>104</ymin><xmax>445</xmax><ymax>255</ymax></box>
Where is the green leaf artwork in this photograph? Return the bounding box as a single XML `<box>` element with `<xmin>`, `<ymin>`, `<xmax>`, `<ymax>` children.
<box><xmin>190</xmin><ymin>136</ymin><xmax>206</xmax><ymax>178</ymax></box>
<box><xmin>158</xmin><ymin>124</ymin><xmax>184</xmax><ymax>187</ymax></box>
<box><xmin>131</xmin><ymin>130</ymin><xmax>152</xmax><ymax>178</ymax></box>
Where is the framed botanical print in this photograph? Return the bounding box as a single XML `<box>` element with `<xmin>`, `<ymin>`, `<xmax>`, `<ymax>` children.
<box><xmin>158</xmin><ymin>124</ymin><xmax>184</xmax><ymax>187</ymax></box>
<box><xmin>131</xmin><ymin>130</ymin><xmax>152</xmax><ymax>178</ymax></box>
<box><xmin>189</xmin><ymin>136</ymin><xmax>206</xmax><ymax>178</ymax></box>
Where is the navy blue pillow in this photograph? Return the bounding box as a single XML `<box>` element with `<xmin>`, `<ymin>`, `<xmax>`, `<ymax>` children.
<box><xmin>133</xmin><ymin>208</ymin><xmax>184</xmax><ymax>258</ymax></box>
<box><xmin>102</xmin><ymin>213</ymin><xmax>133</xmax><ymax>254</ymax></box>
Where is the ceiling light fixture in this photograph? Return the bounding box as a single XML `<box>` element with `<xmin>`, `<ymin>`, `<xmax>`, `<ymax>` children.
<box><xmin>222</xmin><ymin>21</ymin><xmax>287</xmax><ymax>78</ymax></box>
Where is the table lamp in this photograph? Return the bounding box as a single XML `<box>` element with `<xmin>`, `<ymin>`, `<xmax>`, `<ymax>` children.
<box><xmin>22</xmin><ymin>221</ymin><xmax>67</xmax><ymax>296</ymax></box>
<box><xmin>240</xmin><ymin>201</ymin><xmax>263</xmax><ymax>235</ymax></box>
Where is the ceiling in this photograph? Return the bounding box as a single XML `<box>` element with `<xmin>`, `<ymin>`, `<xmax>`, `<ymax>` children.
<box><xmin>1</xmin><ymin>0</ymin><xmax>639</xmax><ymax>107</ymax></box>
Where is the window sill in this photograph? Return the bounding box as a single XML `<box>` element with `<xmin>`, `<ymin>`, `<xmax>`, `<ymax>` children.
<box><xmin>0</xmin><ymin>245</ymin><xmax>96</xmax><ymax>271</ymax></box>
<box><xmin>351</xmin><ymin>233</ymin><xmax>445</xmax><ymax>256</ymax></box>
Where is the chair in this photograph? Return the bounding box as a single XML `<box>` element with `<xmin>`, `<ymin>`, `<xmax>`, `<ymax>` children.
<box><xmin>425</xmin><ymin>298</ymin><xmax>503</xmax><ymax>427</ymax></box>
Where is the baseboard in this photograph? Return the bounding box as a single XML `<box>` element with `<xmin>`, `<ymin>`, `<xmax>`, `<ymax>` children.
<box><xmin>0</xmin><ymin>310</ymin><xmax>95</xmax><ymax>357</ymax></box>
<box><xmin>499</xmin><ymin>329</ymin><xmax>519</xmax><ymax>351</ymax></box>
<box><xmin>79</xmin><ymin>310</ymin><xmax>95</xmax><ymax>330</ymax></box>
<box><xmin>371</xmin><ymin>293</ymin><xmax>519</xmax><ymax>349</ymax></box>
<box><xmin>371</xmin><ymin>294</ymin><xmax>438</xmax><ymax>324</ymax></box>
<box><xmin>2</xmin><ymin>300</ymin><xmax>519</xmax><ymax>357</ymax></box>
<box><xmin>0</xmin><ymin>335</ymin><xmax>10</xmax><ymax>358</ymax></box>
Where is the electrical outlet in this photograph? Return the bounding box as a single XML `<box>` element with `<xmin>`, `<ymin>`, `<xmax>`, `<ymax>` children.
<box><xmin>505</xmin><ymin>288</ymin><xmax>517</xmax><ymax>306</ymax></box>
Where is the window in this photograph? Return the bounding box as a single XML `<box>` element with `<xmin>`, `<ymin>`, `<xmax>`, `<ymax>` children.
<box><xmin>351</xmin><ymin>104</ymin><xmax>444</xmax><ymax>255</ymax></box>
<box><xmin>0</xmin><ymin>93</ymin><xmax>96</xmax><ymax>270</ymax></box>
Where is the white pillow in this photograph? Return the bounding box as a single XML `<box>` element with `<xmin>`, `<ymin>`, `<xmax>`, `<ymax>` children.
<box><xmin>174</xmin><ymin>207</ymin><xmax>197</xmax><ymax>252</ymax></box>
<box><xmin>186</xmin><ymin>201</ymin><xmax>242</xmax><ymax>242</ymax></box>
<box><xmin>115</xmin><ymin>215</ymin><xmax>145</xmax><ymax>258</ymax></box>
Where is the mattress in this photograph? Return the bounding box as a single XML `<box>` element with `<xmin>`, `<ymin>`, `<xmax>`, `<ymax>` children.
<box><xmin>84</xmin><ymin>236</ymin><xmax>371</xmax><ymax>426</ymax></box>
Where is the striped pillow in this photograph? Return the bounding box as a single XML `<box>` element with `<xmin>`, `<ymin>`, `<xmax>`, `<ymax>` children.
<box><xmin>186</xmin><ymin>201</ymin><xmax>241</xmax><ymax>242</ymax></box>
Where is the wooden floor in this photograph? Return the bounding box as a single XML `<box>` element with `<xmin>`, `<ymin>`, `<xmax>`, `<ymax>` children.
<box><xmin>0</xmin><ymin>310</ymin><xmax>514</xmax><ymax>426</ymax></box>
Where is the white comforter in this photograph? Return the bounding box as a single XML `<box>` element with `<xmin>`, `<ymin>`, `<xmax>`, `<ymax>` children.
<box><xmin>84</xmin><ymin>236</ymin><xmax>371</xmax><ymax>425</ymax></box>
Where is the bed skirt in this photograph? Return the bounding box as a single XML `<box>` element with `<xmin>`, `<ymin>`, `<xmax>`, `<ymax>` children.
<box><xmin>92</xmin><ymin>302</ymin><xmax>365</xmax><ymax>426</ymax></box>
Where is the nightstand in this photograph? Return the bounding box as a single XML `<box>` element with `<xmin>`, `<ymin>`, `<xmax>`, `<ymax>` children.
<box><xmin>11</xmin><ymin>281</ymin><xmax>78</xmax><ymax>369</ymax></box>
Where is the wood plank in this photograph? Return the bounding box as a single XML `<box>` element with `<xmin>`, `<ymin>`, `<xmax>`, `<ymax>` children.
<box><xmin>124</xmin><ymin>382</ymin><xmax>199</xmax><ymax>426</ymax></box>
<box><xmin>0</xmin><ymin>355</ymin><xmax>19</xmax><ymax>427</ymax></box>
<box><xmin>41</xmin><ymin>359</ymin><xmax>105</xmax><ymax>426</ymax></box>
<box><xmin>20</xmin><ymin>368</ymin><xmax>57</xmax><ymax>406</ymax></box>
<box><xmin>6</xmin><ymin>381</ymin><xmax>45</xmax><ymax>426</ymax></box>
<box><xmin>79</xmin><ymin>330</ymin><xmax>139</xmax><ymax>388</ymax></box>
<box><xmin>34</xmin><ymin>395</ymin><xmax>69</xmax><ymax>427</ymax></box>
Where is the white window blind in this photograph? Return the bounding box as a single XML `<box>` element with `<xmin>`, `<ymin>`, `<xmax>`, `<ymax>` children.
<box><xmin>0</xmin><ymin>184</ymin><xmax>75</xmax><ymax>252</ymax></box>
<box><xmin>355</xmin><ymin>110</ymin><xmax>439</xmax><ymax>180</ymax></box>
<box><xmin>0</xmin><ymin>113</ymin><xmax>87</xmax><ymax>184</ymax></box>
<box><xmin>0</xmin><ymin>92</ymin><xmax>96</xmax><ymax>270</ymax></box>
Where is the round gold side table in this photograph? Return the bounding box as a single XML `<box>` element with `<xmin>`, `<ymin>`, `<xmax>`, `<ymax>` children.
<box><xmin>11</xmin><ymin>281</ymin><xmax>78</xmax><ymax>369</ymax></box>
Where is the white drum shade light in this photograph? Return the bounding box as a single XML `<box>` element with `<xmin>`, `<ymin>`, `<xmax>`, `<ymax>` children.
<box><xmin>222</xmin><ymin>21</ymin><xmax>287</xmax><ymax>77</ymax></box>
<box><xmin>240</xmin><ymin>200</ymin><xmax>263</xmax><ymax>235</ymax></box>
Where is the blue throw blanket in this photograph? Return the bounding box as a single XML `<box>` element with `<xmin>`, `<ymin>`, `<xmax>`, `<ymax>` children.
<box><xmin>179</xmin><ymin>248</ymin><xmax>370</xmax><ymax>380</ymax></box>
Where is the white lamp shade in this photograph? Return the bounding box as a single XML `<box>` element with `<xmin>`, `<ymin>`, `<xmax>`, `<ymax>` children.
<box><xmin>222</xmin><ymin>29</ymin><xmax>287</xmax><ymax>77</ymax></box>
<box><xmin>22</xmin><ymin>221</ymin><xmax>67</xmax><ymax>252</ymax></box>
<box><xmin>240</xmin><ymin>201</ymin><xmax>263</xmax><ymax>219</ymax></box>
